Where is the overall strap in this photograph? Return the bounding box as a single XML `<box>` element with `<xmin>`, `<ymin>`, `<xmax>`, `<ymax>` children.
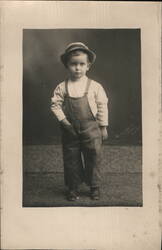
<box><xmin>65</xmin><ymin>79</ymin><xmax>69</xmax><ymax>97</ymax></box>
<box><xmin>84</xmin><ymin>78</ymin><xmax>91</xmax><ymax>95</ymax></box>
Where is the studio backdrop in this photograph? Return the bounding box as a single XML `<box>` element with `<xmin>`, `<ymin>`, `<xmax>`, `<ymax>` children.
<box><xmin>23</xmin><ymin>29</ymin><xmax>142</xmax><ymax>145</ymax></box>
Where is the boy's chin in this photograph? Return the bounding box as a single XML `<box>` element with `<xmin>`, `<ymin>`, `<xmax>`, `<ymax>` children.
<box><xmin>72</xmin><ymin>74</ymin><xmax>84</xmax><ymax>80</ymax></box>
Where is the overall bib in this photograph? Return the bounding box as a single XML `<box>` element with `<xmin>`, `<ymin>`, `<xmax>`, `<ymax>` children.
<box><xmin>61</xmin><ymin>78</ymin><xmax>102</xmax><ymax>190</ymax></box>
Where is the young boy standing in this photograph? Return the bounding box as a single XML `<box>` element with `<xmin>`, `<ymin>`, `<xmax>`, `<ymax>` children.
<box><xmin>51</xmin><ymin>42</ymin><xmax>108</xmax><ymax>201</ymax></box>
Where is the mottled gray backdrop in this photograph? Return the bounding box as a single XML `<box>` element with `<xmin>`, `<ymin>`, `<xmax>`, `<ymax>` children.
<box><xmin>23</xmin><ymin>29</ymin><xmax>142</xmax><ymax>145</ymax></box>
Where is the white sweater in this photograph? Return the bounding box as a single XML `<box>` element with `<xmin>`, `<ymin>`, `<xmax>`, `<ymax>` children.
<box><xmin>51</xmin><ymin>76</ymin><xmax>108</xmax><ymax>126</ymax></box>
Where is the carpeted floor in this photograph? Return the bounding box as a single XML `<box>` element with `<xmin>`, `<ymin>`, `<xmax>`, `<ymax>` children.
<box><xmin>23</xmin><ymin>145</ymin><xmax>142</xmax><ymax>207</ymax></box>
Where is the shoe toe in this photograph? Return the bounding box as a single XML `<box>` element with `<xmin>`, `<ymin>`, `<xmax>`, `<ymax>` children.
<box><xmin>67</xmin><ymin>191</ymin><xmax>79</xmax><ymax>201</ymax></box>
<box><xmin>90</xmin><ymin>188</ymin><xmax>100</xmax><ymax>200</ymax></box>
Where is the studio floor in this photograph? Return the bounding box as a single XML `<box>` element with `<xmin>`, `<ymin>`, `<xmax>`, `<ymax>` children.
<box><xmin>23</xmin><ymin>145</ymin><xmax>142</xmax><ymax>207</ymax></box>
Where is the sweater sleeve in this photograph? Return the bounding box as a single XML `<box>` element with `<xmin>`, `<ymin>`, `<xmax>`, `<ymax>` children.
<box><xmin>51</xmin><ymin>82</ymin><xmax>66</xmax><ymax>121</ymax></box>
<box><xmin>95</xmin><ymin>84</ymin><xmax>108</xmax><ymax>126</ymax></box>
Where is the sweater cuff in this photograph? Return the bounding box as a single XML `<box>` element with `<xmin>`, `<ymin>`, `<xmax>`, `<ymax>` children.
<box><xmin>58</xmin><ymin>115</ymin><xmax>66</xmax><ymax>122</ymax></box>
<box><xmin>52</xmin><ymin>111</ymin><xmax>66</xmax><ymax>122</ymax></box>
<box><xmin>98</xmin><ymin>122</ymin><xmax>108</xmax><ymax>127</ymax></box>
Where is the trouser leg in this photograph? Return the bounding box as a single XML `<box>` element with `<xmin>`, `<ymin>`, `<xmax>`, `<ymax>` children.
<box><xmin>82</xmin><ymin>137</ymin><xmax>102</xmax><ymax>187</ymax></box>
<box><xmin>62</xmin><ymin>136</ymin><xmax>84</xmax><ymax>190</ymax></box>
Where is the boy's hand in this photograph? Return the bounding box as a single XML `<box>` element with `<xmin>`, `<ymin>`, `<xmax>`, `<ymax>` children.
<box><xmin>61</xmin><ymin>118</ymin><xmax>71</xmax><ymax>127</ymax></box>
<box><xmin>100</xmin><ymin>126</ymin><xmax>108</xmax><ymax>140</ymax></box>
<box><xmin>61</xmin><ymin>118</ymin><xmax>77</xmax><ymax>136</ymax></box>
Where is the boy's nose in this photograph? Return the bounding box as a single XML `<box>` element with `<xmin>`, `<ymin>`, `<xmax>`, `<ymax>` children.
<box><xmin>76</xmin><ymin>64</ymin><xmax>80</xmax><ymax>67</ymax></box>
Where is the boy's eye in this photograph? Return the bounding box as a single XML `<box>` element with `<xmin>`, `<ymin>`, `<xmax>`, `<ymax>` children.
<box><xmin>70</xmin><ymin>62</ymin><xmax>86</xmax><ymax>66</ymax></box>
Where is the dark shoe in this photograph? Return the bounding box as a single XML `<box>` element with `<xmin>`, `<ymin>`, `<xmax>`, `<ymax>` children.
<box><xmin>90</xmin><ymin>187</ymin><xmax>100</xmax><ymax>200</ymax></box>
<box><xmin>67</xmin><ymin>190</ymin><xmax>79</xmax><ymax>201</ymax></box>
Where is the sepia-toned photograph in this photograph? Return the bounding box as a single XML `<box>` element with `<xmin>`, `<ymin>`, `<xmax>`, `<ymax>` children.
<box><xmin>1</xmin><ymin>2</ymin><xmax>161</xmax><ymax>249</ymax></box>
<box><xmin>23</xmin><ymin>29</ymin><xmax>142</xmax><ymax>207</ymax></box>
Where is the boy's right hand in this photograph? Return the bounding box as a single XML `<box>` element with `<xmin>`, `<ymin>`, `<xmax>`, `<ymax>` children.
<box><xmin>61</xmin><ymin>118</ymin><xmax>77</xmax><ymax>136</ymax></box>
<box><xmin>61</xmin><ymin>118</ymin><xmax>71</xmax><ymax>127</ymax></box>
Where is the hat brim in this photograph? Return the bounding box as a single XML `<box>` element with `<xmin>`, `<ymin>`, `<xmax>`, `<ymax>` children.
<box><xmin>61</xmin><ymin>47</ymin><xmax>96</xmax><ymax>66</ymax></box>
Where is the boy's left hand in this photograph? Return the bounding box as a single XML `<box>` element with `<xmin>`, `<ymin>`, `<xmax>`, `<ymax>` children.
<box><xmin>100</xmin><ymin>126</ymin><xmax>108</xmax><ymax>140</ymax></box>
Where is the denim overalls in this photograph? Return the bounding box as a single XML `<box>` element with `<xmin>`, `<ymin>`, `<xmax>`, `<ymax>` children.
<box><xmin>61</xmin><ymin>78</ymin><xmax>102</xmax><ymax>190</ymax></box>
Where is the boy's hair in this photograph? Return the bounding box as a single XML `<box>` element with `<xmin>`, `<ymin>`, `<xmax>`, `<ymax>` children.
<box><xmin>64</xmin><ymin>50</ymin><xmax>90</xmax><ymax>67</ymax></box>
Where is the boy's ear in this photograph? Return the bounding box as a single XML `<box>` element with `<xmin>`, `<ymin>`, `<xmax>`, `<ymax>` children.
<box><xmin>87</xmin><ymin>62</ymin><xmax>91</xmax><ymax>70</ymax></box>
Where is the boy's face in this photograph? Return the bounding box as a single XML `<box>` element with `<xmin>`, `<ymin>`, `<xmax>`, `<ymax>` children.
<box><xmin>67</xmin><ymin>51</ymin><xmax>90</xmax><ymax>80</ymax></box>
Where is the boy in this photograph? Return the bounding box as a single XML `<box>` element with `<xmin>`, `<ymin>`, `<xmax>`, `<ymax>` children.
<box><xmin>51</xmin><ymin>42</ymin><xmax>108</xmax><ymax>201</ymax></box>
